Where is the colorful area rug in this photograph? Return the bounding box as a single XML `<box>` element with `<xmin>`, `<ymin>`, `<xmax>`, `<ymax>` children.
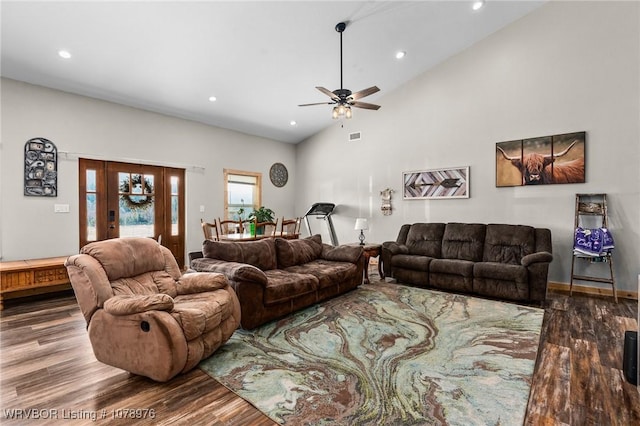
<box><xmin>200</xmin><ymin>282</ymin><xmax>544</xmax><ymax>425</ymax></box>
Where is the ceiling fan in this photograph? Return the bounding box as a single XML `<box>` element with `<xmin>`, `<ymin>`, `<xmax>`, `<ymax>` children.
<box><xmin>299</xmin><ymin>21</ymin><xmax>381</xmax><ymax>119</ymax></box>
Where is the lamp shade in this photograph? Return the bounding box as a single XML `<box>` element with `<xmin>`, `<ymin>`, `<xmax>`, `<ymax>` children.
<box><xmin>354</xmin><ymin>218</ymin><xmax>368</xmax><ymax>230</ymax></box>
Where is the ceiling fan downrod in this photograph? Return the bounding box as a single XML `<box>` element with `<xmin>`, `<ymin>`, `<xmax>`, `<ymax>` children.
<box><xmin>336</xmin><ymin>22</ymin><xmax>346</xmax><ymax>92</ymax></box>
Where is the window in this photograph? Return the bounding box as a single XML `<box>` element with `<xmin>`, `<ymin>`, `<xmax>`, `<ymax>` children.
<box><xmin>224</xmin><ymin>169</ymin><xmax>261</xmax><ymax>221</ymax></box>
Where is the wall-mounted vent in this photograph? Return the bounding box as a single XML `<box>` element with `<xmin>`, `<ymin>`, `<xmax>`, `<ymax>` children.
<box><xmin>348</xmin><ymin>131</ymin><xmax>362</xmax><ymax>142</ymax></box>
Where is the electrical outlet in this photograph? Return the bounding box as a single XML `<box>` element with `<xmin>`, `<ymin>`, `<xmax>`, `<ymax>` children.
<box><xmin>199</xmin><ymin>205</ymin><xmax>205</xmax><ymax>213</ymax></box>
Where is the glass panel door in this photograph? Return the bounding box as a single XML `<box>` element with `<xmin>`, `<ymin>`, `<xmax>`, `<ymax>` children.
<box><xmin>107</xmin><ymin>163</ymin><xmax>163</xmax><ymax>241</ymax></box>
<box><xmin>79</xmin><ymin>159</ymin><xmax>185</xmax><ymax>268</ymax></box>
<box><xmin>116</xmin><ymin>171</ymin><xmax>156</xmax><ymax>238</ymax></box>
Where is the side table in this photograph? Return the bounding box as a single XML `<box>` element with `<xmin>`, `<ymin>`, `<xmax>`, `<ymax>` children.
<box><xmin>348</xmin><ymin>243</ymin><xmax>382</xmax><ymax>284</ymax></box>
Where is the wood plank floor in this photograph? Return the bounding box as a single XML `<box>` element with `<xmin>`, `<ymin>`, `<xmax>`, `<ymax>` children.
<box><xmin>1</xmin><ymin>284</ymin><xmax>638</xmax><ymax>425</ymax></box>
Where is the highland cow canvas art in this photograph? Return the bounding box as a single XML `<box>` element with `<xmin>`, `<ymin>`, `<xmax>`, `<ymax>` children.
<box><xmin>496</xmin><ymin>131</ymin><xmax>585</xmax><ymax>187</ymax></box>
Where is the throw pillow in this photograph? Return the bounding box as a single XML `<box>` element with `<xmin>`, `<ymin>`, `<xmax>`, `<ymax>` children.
<box><xmin>275</xmin><ymin>234</ymin><xmax>323</xmax><ymax>268</ymax></box>
<box><xmin>322</xmin><ymin>245</ymin><xmax>363</xmax><ymax>263</ymax></box>
<box><xmin>202</xmin><ymin>238</ymin><xmax>277</xmax><ymax>271</ymax></box>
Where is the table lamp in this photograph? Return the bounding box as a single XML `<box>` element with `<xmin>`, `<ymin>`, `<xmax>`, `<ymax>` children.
<box><xmin>354</xmin><ymin>218</ymin><xmax>368</xmax><ymax>245</ymax></box>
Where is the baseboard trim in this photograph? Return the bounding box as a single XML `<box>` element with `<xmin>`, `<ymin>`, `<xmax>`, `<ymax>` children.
<box><xmin>548</xmin><ymin>281</ymin><xmax>638</xmax><ymax>300</ymax></box>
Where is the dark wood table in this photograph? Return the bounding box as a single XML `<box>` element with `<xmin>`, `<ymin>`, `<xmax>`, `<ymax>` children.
<box><xmin>348</xmin><ymin>243</ymin><xmax>382</xmax><ymax>284</ymax></box>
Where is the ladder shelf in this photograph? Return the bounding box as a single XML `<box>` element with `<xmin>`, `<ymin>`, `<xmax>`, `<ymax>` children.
<box><xmin>570</xmin><ymin>193</ymin><xmax>617</xmax><ymax>302</ymax></box>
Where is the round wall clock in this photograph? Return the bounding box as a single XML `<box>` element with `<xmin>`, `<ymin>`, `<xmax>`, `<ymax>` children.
<box><xmin>269</xmin><ymin>162</ymin><xmax>288</xmax><ymax>187</ymax></box>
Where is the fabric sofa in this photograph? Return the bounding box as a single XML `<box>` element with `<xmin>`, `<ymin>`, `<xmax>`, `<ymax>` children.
<box><xmin>190</xmin><ymin>235</ymin><xmax>364</xmax><ymax>329</ymax></box>
<box><xmin>381</xmin><ymin>223</ymin><xmax>553</xmax><ymax>304</ymax></box>
<box><xmin>65</xmin><ymin>237</ymin><xmax>241</xmax><ymax>382</ymax></box>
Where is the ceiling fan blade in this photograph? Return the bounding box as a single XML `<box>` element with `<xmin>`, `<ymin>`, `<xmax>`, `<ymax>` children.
<box><xmin>350</xmin><ymin>86</ymin><xmax>380</xmax><ymax>101</ymax></box>
<box><xmin>316</xmin><ymin>86</ymin><xmax>339</xmax><ymax>100</ymax></box>
<box><xmin>298</xmin><ymin>102</ymin><xmax>334</xmax><ymax>107</ymax></box>
<box><xmin>351</xmin><ymin>101</ymin><xmax>381</xmax><ymax>110</ymax></box>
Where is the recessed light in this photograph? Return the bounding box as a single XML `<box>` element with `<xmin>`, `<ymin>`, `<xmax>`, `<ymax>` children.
<box><xmin>472</xmin><ymin>1</ymin><xmax>485</xmax><ymax>11</ymax></box>
<box><xmin>395</xmin><ymin>51</ymin><xmax>406</xmax><ymax>59</ymax></box>
<box><xmin>290</xmin><ymin>120</ymin><xmax>297</xmax><ymax>126</ymax></box>
<box><xmin>58</xmin><ymin>50</ymin><xmax>72</xmax><ymax>59</ymax></box>
<box><xmin>208</xmin><ymin>96</ymin><xmax>217</xmax><ymax>102</ymax></box>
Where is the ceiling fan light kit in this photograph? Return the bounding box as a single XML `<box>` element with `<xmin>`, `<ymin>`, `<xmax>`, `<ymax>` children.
<box><xmin>299</xmin><ymin>21</ymin><xmax>381</xmax><ymax>120</ymax></box>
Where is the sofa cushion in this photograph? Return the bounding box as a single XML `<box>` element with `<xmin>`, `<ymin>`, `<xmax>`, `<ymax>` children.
<box><xmin>263</xmin><ymin>269</ymin><xmax>318</xmax><ymax>305</ymax></box>
<box><xmin>275</xmin><ymin>235</ymin><xmax>323</xmax><ymax>268</ymax></box>
<box><xmin>391</xmin><ymin>254</ymin><xmax>433</xmax><ymax>271</ymax></box>
<box><xmin>441</xmin><ymin>223</ymin><xmax>486</xmax><ymax>262</ymax></box>
<box><xmin>202</xmin><ymin>238</ymin><xmax>277</xmax><ymax>271</ymax></box>
<box><xmin>474</xmin><ymin>262</ymin><xmax>528</xmax><ymax>283</ymax></box>
<box><xmin>110</xmin><ymin>270</ymin><xmax>178</xmax><ymax>297</ymax></box>
<box><xmin>405</xmin><ymin>223</ymin><xmax>446</xmax><ymax>257</ymax></box>
<box><xmin>172</xmin><ymin>289</ymin><xmax>235</xmax><ymax>341</ymax></box>
<box><xmin>429</xmin><ymin>258</ymin><xmax>475</xmax><ymax>277</ymax></box>
<box><xmin>285</xmin><ymin>259</ymin><xmax>359</xmax><ymax>290</ymax></box>
<box><xmin>483</xmin><ymin>224</ymin><xmax>535</xmax><ymax>265</ymax></box>
<box><xmin>473</xmin><ymin>262</ymin><xmax>531</xmax><ymax>300</ymax></box>
<box><xmin>81</xmin><ymin>237</ymin><xmax>167</xmax><ymax>282</ymax></box>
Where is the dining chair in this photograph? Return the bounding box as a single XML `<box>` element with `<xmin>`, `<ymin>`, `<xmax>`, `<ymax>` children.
<box><xmin>255</xmin><ymin>218</ymin><xmax>278</xmax><ymax>237</ymax></box>
<box><xmin>201</xmin><ymin>219</ymin><xmax>219</xmax><ymax>241</ymax></box>
<box><xmin>280</xmin><ymin>217</ymin><xmax>301</xmax><ymax>238</ymax></box>
<box><xmin>218</xmin><ymin>218</ymin><xmax>243</xmax><ymax>235</ymax></box>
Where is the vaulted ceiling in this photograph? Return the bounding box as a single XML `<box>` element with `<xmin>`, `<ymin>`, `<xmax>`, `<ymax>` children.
<box><xmin>1</xmin><ymin>1</ymin><xmax>545</xmax><ymax>143</ymax></box>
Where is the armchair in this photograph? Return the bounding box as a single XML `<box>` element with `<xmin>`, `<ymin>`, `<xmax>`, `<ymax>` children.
<box><xmin>64</xmin><ymin>237</ymin><xmax>241</xmax><ymax>382</ymax></box>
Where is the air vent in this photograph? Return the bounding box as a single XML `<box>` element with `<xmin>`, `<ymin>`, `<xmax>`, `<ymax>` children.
<box><xmin>348</xmin><ymin>131</ymin><xmax>362</xmax><ymax>142</ymax></box>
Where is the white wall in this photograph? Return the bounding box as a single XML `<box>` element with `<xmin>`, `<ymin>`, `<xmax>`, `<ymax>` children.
<box><xmin>0</xmin><ymin>78</ymin><xmax>297</xmax><ymax>261</ymax></box>
<box><xmin>295</xmin><ymin>1</ymin><xmax>640</xmax><ymax>292</ymax></box>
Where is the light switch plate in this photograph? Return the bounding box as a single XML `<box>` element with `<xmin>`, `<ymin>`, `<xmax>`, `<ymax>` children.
<box><xmin>54</xmin><ymin>204</ymin><xmax>70</xmax><ymax>213</ymax></box>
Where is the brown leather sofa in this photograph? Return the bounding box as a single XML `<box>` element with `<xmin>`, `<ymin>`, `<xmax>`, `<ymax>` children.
<box><xmin>382</xmin><ymin>223</ymin><xmax>553</xmax><ymax>304</ymax></box>
<box><xmin>189</xmin><ymin>235</ymin><xmax>364</xmax><ymax>329</ymax></box>
<box><xmin>65</xmin><ymin>237</ymin><xmax>241</xmax><ymax>382</ymax></box>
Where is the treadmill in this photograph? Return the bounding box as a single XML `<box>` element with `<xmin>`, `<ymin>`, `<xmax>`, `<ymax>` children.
<box><xmin>303</xmin><ymin>203</ymin><xmax>338</xmax><ymax>246</ymax></box>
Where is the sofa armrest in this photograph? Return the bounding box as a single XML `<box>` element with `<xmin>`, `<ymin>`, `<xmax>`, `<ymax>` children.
<box><xmin>521</xmin><ymin>251</ymin><xmax>553</xmax><ymax>267</ymax></box>
<box><xmin>321</xmin><ymin>244</ymin><xmax>363</xmax><ymax>263</ymax></box>
<box><xmin>188</xmin><ymin>250</ymin><xmax>204</xmax><ymax>265</ymax></box>
<box><xmin>382</xmin><ymin>241</ymin><xmax>409</xmax><ymax>255</ymax></box>
<box><xmin>177</xmin><ymin>272</ymin><xmax>229</xmax><ymax>295</ymax></box>
<box><xmin>190</xmin><ymin>258</ymin><xmax>268</xmax><ymax>287</ymax></box>
<box><xmin>103</xmin><ymin>294</ymin><xmax>174</xmax><ymax>316</ymax></box>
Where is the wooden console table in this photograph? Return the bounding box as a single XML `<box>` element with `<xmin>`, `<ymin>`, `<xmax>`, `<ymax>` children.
<box><xmin>0</xmin><ymin>256</ymin><xmax>71</xmax><ymax>310</ymax></box>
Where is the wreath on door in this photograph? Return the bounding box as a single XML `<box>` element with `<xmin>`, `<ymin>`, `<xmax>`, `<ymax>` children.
<box><xmin>120</xmin><ymin>175</ymin><xmax>153</xmax><ymax>211</ymax></box>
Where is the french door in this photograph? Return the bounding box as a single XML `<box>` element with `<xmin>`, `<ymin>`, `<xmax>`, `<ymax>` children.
<box><xmin>79</xmin><ymin>159</ymin><xmax>185</xmax><ymax>268</ymax></box>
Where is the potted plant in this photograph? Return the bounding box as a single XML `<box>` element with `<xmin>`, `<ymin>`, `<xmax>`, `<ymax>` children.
<box><xmin>248</xmin><ymin>206</ymin><xmax>275</xmax><ymax>235</ymax></box>
<box><xmin>248</xmin><ymin>206</ymin><xmax>275</xmax><ymax>223</ymax></box>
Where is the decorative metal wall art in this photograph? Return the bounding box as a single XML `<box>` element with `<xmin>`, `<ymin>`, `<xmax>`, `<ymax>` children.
<box><xmin>269</xmin><ymin>162</ymin><xmax>288</xmax><ymax>187</ymax></box>
<box><xmin>380</xmin><ymin>188</ymin><xmax>394</xmax><ymax>215</ymax></box>
<box><xmin>495</xmin><ymin>131</ymin><xmax>585</xmax><ymax>187</ymax></box>
<box><xmin>403</xmin><ymin>167</ymin><xmax>469</xmax><ymax>200</ymax></box>
<box><xmin>24</xmin><ymin>137</ymin><xmax>57</xmax><ymax>196</ymax></box>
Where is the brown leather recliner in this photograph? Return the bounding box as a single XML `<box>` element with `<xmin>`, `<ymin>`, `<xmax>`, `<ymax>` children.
<box><xmin>65</xmin><ymin>237</ymin><xmax>241</xmax><ymax>382</ymax></box>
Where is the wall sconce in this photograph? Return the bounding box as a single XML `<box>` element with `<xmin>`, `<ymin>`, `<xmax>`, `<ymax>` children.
<box><xmin>354</xmin><ymin>218</ymin><xmax>368</xmax><ymax>245</ymax></box>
